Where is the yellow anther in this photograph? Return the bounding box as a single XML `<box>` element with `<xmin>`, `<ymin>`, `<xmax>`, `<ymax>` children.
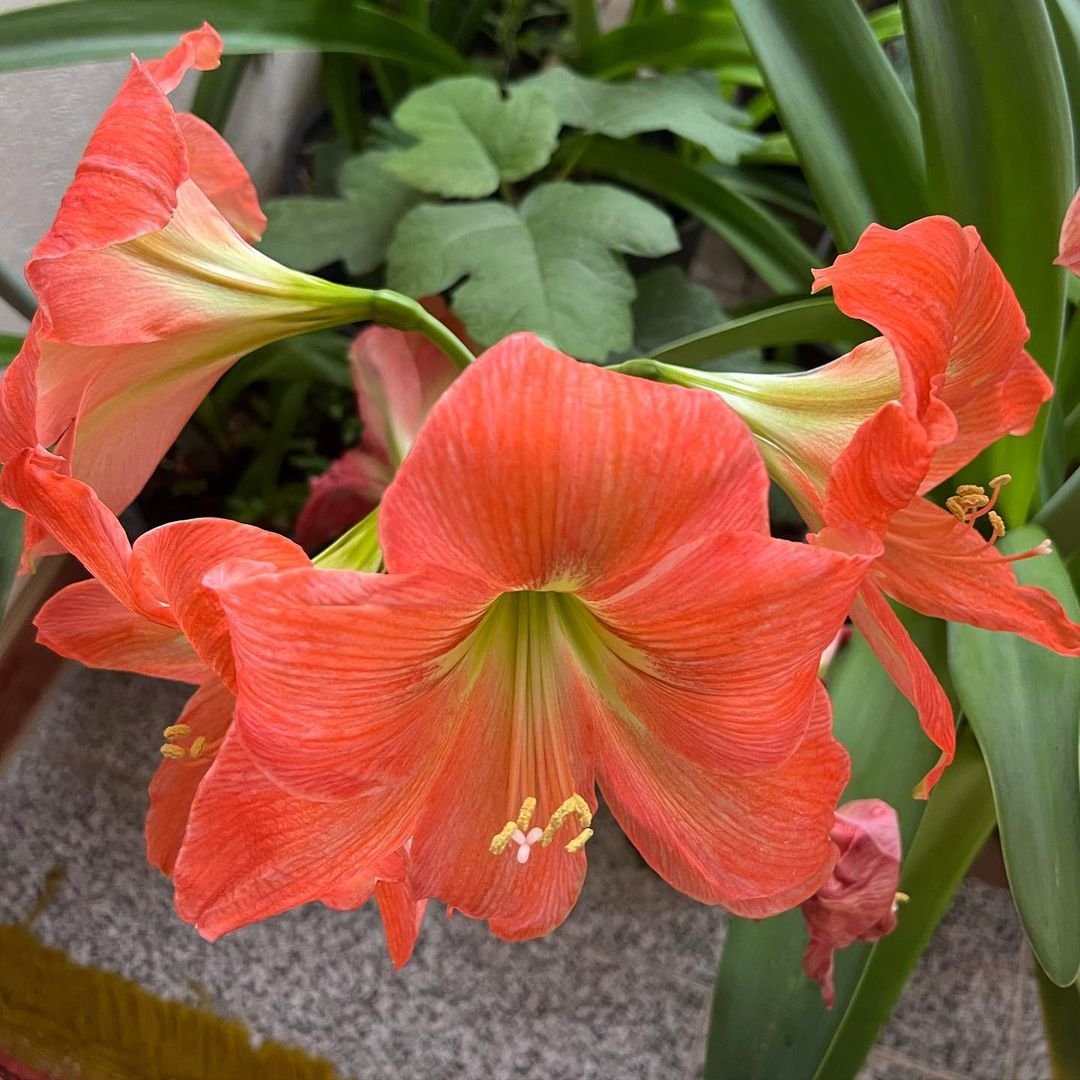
<box><xmin>490</xmin><ymin>820</ymin><xmax>516</xmax><ymax>855</ymax></box>
<box><xmin>541</xmin><ymin>793</ymin><xmax>593</xmax><ymax>847</ymax></box>
<box><xmin>945</xmin><ymin>495</ymin><xmax>967</xmax><ymax>522</ymax></box>
<box><xmin>163</xmin><ymin>724</ymin><xmax>191</xmax><ymax>741</ymax></box>
<box><xmin>955</xmin><ymin>484</ymin><xmax>986</xmax><ymax>497</ymax></box>
<box><xmin>894</xmin><ymin>891</ymin><xmax>910</xmax><ymax>904</ymax></box>
<box><xmin>989</xmin><ymin>474</ymin><xmax>1012</xmax><ymax>489</ymax></box>
<box><xmin>189</xmin><ymin>736</ymin><xmax>207</xmax><ymax>760</ymax></box>
<box><xmin>565</xmin><ymin>828</ymin><xmax>593</xmax><ymax>854</ymax></box>
<box><xmin>159</xmin><ymin>744</ymin><xmax>186</xmax><ymax>760</ymax></box>
<box><xmin>988</xmin><ymin>511</ymin><xmax>1005</xmax><ymax>538</ymax></box>
<box><xmin>516</xmin><ymin>796</ymin><xmax>537</xmax><ymax>832</ymax></box>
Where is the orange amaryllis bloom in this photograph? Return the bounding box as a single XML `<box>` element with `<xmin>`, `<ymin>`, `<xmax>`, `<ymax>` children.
<box><xmin>641</xmin><ymin>217</ymin><xmax>1080</xmax><ymax>794</ymax></box>
<box><xmin>184</xmin><ymin>334</ymin><xmax>878</xmax><ymax>941</ymax></box>
<box><xmin>0</xmin><ymin>450</ymin><xmax>423</xmax><ymax>965</ymax></box>
<box><xmin>800</xmin><ymin>799</ymin><xmax>901</xmax><ymax>1007</ymax></box>
<box><xmin>295</xmin><ymin>298</ymin><xmax>464</xmax><ymax>552</ymax></box>
<box><xmin>0</xmin><ymin>24</ymin><xmax>380</xmax><ymax>560</ymax></box>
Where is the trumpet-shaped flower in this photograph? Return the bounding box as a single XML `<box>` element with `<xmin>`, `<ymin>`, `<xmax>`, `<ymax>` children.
<box><xmin>183</xmin><ymin>334</ymin><xmax>879</xmax><ymax>941</ymax></box>
<box><xmin>0</xmin><ymin>24</ymin><xmax>378</xmax><ymax>560</ymax></box>
<box><xmin>0</xmin><ymin>449</ymin><xmax>423</xmax><ymax>965</ymax></box>
<box><xmin>295</xmin><ymin>298</ymin><xmax>463</xmax><ymax>552</ymax></box>
<box><xmin>643</xmin><ymin>218</ymin><xmax>1080</xmax><ymax>794</ymax></box>
<box><xmin>800</xmin><ymin>799</ymin><xmax>902</xmax><ymax>1007</ymax></box>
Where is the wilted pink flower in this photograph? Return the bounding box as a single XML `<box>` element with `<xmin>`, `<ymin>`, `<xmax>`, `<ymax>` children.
<box><xmin>801</xmin><ymin>799</ymin><xmax>902</xmax><ymax>1006</ymax></box>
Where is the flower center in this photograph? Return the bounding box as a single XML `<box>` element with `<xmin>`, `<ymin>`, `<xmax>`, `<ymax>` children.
<box><xmin>489</xmin><ymin>794</ymin><xmax>594</xmax><ymax>862</ymax></box>
<box><xmin>159</xmin><ymin>723</ymin><xmax>217</xmax><ymax>764</ymax></box>
<box><xmin>942</xmin><ymin>473</ymin><xmax>1052</xmax><ymax>563</ymax></box>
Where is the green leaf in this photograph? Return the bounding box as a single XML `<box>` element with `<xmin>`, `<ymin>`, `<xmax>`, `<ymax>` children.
<box><xmin>904</xmin><ymin>0</ymin><xmax>1074</xmax><ymax>520</ymax></box>
<box><xmin>631</xmin><ymin>266</ymin><xmax>735</xmax><ymax>357</ymax></box>
<box><xmin>387</xmin><ymin>181</ymin><xmax>678</xmax><ymax>360</ymax></box>
<box><xmin>0</xmin><ymin>334</ymin><xmax>24</xmax><ymax>367</ymax></box>
<box><xmin>705</xmin><ymin>616</ymin><xmax>947</xmax><ymax>1080</ymax></box>
<box><xmin>574</xmin><ymin>11</ymin><xmax>751</xmax><ymax>79</ymax></box>
<box><xmin>0</xmin><ymin>0</ymin><xmax>469</xmax><ymax>76</ymax></box>
<box><xmin>560</xmin><ymin>135</ymin><xmax>815</xmax><ymax>294</ymax></box>
<box><xmin>383</xmin><ymin>77</ymin><xmax>559</xmax><ymax>198</ymax></box>
<box><xmin>949</xmin><ymin>525</ymin><xmax>1080</xmax><ymax>986</ymax></box>
<box><xmin>1036</xmin><ymin>965</ymin><xmax>1080</xmax><ymax>1080</ymax></box>
<box><xmin>1047</xmin><ymin>0</ymin><xmax>1080</xmax><ymax>182</ymax></box>
<box><xmin>260</xmin><ymin>152</ymin><xmax>424</xmax><ymax>275</ymax></box>
<box><xmin>812</xmin><ymin>725</ymin><xmax>996</xmax><ymax>1079</ymax></box>
<box><xmin>524</xmin><ymin>67</ymin><xmax>759</xmax><ymax>164</ymax></box>
<box><xmin>647</xmin><ymin>296</ymin><xmax>870</xmax><ymax>368</ymax></box>
<box><xmin>0</xmin><ymin>503</ymin><xmax>24</xmax><ymax>616</ymax></box>
<box><xmin>729</xmin><ymin>0</ymin><xmax>926</xmax><ymax>252</ymax></box>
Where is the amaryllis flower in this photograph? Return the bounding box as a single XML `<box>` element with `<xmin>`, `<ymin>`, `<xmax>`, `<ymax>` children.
<box><xmin>0</xmin><ymin>449</ymin><xmax>423</xmax><ymax>965</ymax></box>
<box><xmin>0</xmin><ymin>24</ymin><xmax>376</xmax><ymax>561</ymax></box>
<box><xmin>801</xmin><ymin>799</ymin><xmax>902</xmax><ymax>1007</ymax></box>
<box><xmin>181</xmin><ymin>334</ymin><xmax>879</xmax><ymax>941</ymax></box>
<box><xmin>640</xmin><ymin>217</ymin><xmax>1080</xmax><ymax>794</ymax></box>
<box><xmin>295</xmin><ymin>298</ymin><xmax>463</xmax><ymax>552</ymax></box>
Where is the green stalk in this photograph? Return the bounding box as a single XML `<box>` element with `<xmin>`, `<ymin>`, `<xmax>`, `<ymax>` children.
<box><xmin>0</xmin><ymin>259</ymin><xmax>35</xmax><ymax>322</ymax></box>
<box><xmin>366</xmin><ymin>289</ymin><xmax>475</xmax><ymax>371</ymax></box>
<box><xmin>569</xmin><ymin>0</ymin><xmax>601</xmax><ymax>52</ymax></box>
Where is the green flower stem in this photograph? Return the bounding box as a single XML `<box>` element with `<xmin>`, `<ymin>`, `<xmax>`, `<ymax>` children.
<box><xmin>0</xmin><ymin>258</ymin><xmax>35</xmax><ymax>322</ymax></box>
<box><xmin>366</xmin><ymin>289</ymin><xmax>475</xmax><ymax>371</ymax></box>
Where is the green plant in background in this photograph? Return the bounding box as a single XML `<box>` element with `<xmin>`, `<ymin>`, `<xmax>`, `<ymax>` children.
<box><xmin>1</xmin><ymin>1</ymin><xmax>1080</xmax><ymax>1077</ymax></box>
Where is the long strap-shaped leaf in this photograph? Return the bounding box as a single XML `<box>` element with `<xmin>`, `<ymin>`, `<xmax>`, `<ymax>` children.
<box><xmin>904</xmin><ymin>0</ymin><xmax>1074</xmax><ymax>520</ymax></box>
<box><xmin>949</xmin><ymin>526</ymin><xmax>1080</xmax><ymax>988</ymax></box>
<box><xmin>561</xmin><ymin>135</ymin><xmax>816</xmax><ymax>294</ymax></box>
<box><xmin>704</xmin><ymin>615</ymin><xmax>949</xmax><ymax>1079</ymax></box>
<box><xmin>646</xmin><ymin>296</ymin><xmax>871</xmax><ymax>369</ymax></box>
<box><xmin>729</xmin><ymin>0</ymin><xmax>926</xmax><ymax>252</ymax></box>
<box><xmin>0</xmin><ymin>0</ymin><xmax>469</xmax><ymax>76</ymax></box>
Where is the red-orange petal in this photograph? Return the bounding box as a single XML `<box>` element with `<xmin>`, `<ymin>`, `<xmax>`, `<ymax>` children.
<box><xmin>878</xmin><ymin>498</ymin><xmax>1080</xmax><ymax>656</ymax></box>
<box><xmin>172</xmin><ymin>726</ymin><xmax>426</xmax><ymax>940</ymax></box>
<box><xmin>35</xmin><ymin>579</ymin><xmax>205</xmax><ymax>683</ymax></box>
<box><xmin>208</xmin><ymin>563</ymin><xmax>494</xmax><ymax>800</ymax></box>
<box><xmin>0</xmin><ymin>448</ymin><xmax>139</xmax><ymax>607</ymax></box>
<box><xmin>142</xmin><ymin>23</ymin><xmax>223</xmax><ymax>95</ymax></box>
<box><xmin>131</xmin><ymin>519</ymin><xmax>310</xmax><ymax>688</ymax></box>
<box><xmin>175</xmin><ymin>112</ymin><xmax>266</xmax><ymax>242</ymax></box>
<box><xmin>1056</xmin><ymin>185</ymin><xmax>1080</xmax><ymax>275</ymax></box>
<box><xmin>814</xmin><ymin>218</ymin><xmax>1049</xmax><ymax>484</ymax></box>
<box><xmin>849</xmin><ymin>586</ymin><xmax>955</xmax><ymax>797</ymax></box>
<box><xmin>146</xmin><ymin>676</ymin><xmax>234</xmax><ymax>874</ymax></box>
<box><xmin>407</xmin><ymin>643</ymin><xmax>598</xmax><ymax>941</ymax></box>
<box><xmin>380</xmin><ymin>334</ymin><xmax>770</xmax><ymax>591</ymax></box>
<box><xmin>582</xmin><ymin>529</ymin><xmax>875</xmax><ymax>776</ymax></box>
<box><xmin>596</xmin><ymin>683</ymin><xmax>849</xmax><ymax>915</ymax></box>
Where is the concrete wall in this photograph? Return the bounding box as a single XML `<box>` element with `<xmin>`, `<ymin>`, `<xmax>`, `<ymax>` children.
<box><xmin>0</xmin><ymin>0</ymin><xmax>318</xmax><ymax>333</ymax></box>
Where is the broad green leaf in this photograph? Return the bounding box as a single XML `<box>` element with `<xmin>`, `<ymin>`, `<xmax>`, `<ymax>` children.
<box><xmin>383</xmin><ymin>77</ymin><xmax>559</xmax><ymax>198</ymax></box>
<box><xmin>813</xmin><ymin>725</ymin><xmax>996</xmax><ymax>1079</ymax></box>
<box><xmin>949</xmin><ymin>525</ymin><xmax>1080</xmax><ymax>986</ymax></box>
<box><xmin>705</xmin><ymin>616</ymin><xmax>947</xmax><ymax>1080</ymax></box>
<box><xmin>574</xmin><ymin>11</ymin><xmax>751</xmax><ymax>79</ymax></box>
<box><xmin>904</xmin><ymin>0</ymin><xmax>1074</xmax><ymax>520</ymax></box>
<box><xmin>730</xmin><ymin>0</ymin><xmax>926</xmax><ymax>252</ymax></box>
<box><xmin>525</xmin><ymin>67</ymin><xmax>759</xmax><ymax>163</ymax></box>
<box><xmin>1038</xmin><ymin>466</ymin><xmax>1080</xmax><ymax>562</ymax></box>
<box><xmin>387</xmin><ymin>182</ymin><xmax>678</xmax><ymax>360</ymax></box>
<box><xmin>0</xmin><ymin>504</ymin><xmax>24</xmax><ymax>616</ymax></box>
<box><xmin>561</xmin><ymin>135</ymin><xmax>815</xmax><ymax>294</ymax></box>
<box><xmin>646</xmin><ymin>296</ymin><xmax>869</xmax><ymax>368</ymax></box>
<box><xmin>0</xmin><ymin>0</ymin><xmax>468</xmax><ymax>76</ymax></box>
<box><xmin>1036</xmin><ymin>966</ymin><xmax>1080</xmax><ymax>1080</ymax></box>
<box><xmin>260</xmin><ymin>153</ymin><xmax>423</xmax><ymax>275</ymax></box>
<box><xmin>628</xmin><ymin>267</ymin><xmax>766</xmax><ymax>370</ymax></box>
